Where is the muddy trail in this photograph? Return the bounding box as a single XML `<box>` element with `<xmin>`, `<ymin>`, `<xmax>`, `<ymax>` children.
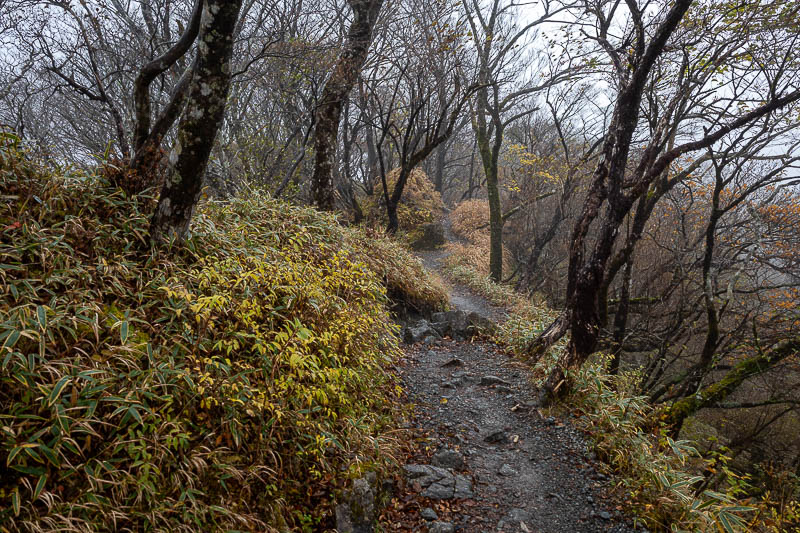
<box><xmin>382</xmin><ymin>224</ymin><xmax>646</xmax><ymax>533</ymax></box>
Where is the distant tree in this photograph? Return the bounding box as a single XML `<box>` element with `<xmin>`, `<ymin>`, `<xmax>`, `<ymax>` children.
<box><xmin>462</xmin><ymin>0</ymin><xmax>577</xmax><ymax>282</ymax></box>
<box><xmin>311</xmin><ymin>0</ymin><xmax>384</xmax><ymax>211</ymax></box>
<box><xmin>363</xmin><ymin>0</ymin><xmax>475</xmax><ymax>233</ymax></box>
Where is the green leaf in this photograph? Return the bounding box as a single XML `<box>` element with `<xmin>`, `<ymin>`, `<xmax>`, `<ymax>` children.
<box><xmin>11</xmin><ymin>488</ymin><xmax>20</xmax><ymax>516</ymax></box>
<box><xmin>120</xmin><ymin>320</ymin><xmax>129</xmax><ymax>343</ymax></box>
<box><xmin>2</xmin><ymin>329</ymin><xmax>20</xmax><ymax>350</ymax></box>
<box><xmin>48</xmin><ymin>376</ymin><xmax>71</xmax><ymax>407</ymax></box>
<box><xmin>716</xmin><ymin>510</ymin><xmax>740</xmax><ymax>533</ymax></box>
<box><xmin>33</xmin><ymin>474</ymin><xmax>47</xmax><ymax>500</ymax></box>
<box><xmin>703</xmin><ymin>490</ymin><xmax>731</xmax><ymax>502</ymax></box>
<box><xmin>36</xmin><ymin>305</ymin><xmax>47</xmax><ymax>330</ymax></box>
<box><xmin>128</xmin><ymin>406</ymin><xmax>143</xmax><ymax>426</ymax></box>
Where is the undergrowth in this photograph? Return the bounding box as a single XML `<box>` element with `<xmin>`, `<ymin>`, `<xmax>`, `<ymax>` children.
<box><xmin>440</xmin><ymin>212</ymin><xmax>797</xmax><ymax>532</ymax></box>
<box><xmin>361</xmin><ymin>168</ymin><xmax>444</xmax><ymax>245</ymax></box>
<box><xmin>0</xmin><ymin>137</ymin><xmax>445</xmax><ymax>532</ymax></box>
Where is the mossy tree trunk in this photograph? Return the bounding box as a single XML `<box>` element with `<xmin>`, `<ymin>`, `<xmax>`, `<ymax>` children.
<box><xmin>665</xmin><ymin>337</ymin><xmax>800</xmax><ymax>433</ymax></box>
<box><xmin>311</xmin><ymin>0</ymin><xmax>383</xmax><ymax>211</ymax></box>
<box><xmin>473</xmin><ymin>82</ymin><xmax>505</xmax><ymax>283</ymax></box>
<box><xmin>149</xmin><ymin>0</ymin><xmax>242</xmax><ymax>244</ymax></box>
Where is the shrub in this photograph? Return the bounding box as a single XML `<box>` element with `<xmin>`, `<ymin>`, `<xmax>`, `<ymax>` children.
<box><xmin>0</xmin><ymin>138</ymin><xmax>443</xmax><ymax>531</ymax></box>
<box><xmin>449</xmin><ymin>199</ymin><xmax>490</xmax><ymax>243</ymax></box>
<box><xmin>444</xmin><ymin>200</ymin><xmax>512</xmax><ymax>278</ymax></box>
<box><xmin>362</xmin><ymin>168</ymin><xmax>444</xmax><ymax>238</ymax></box>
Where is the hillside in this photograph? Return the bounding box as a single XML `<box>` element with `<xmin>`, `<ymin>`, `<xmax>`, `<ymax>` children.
<box><xmin>0</xmin><ymin>144</ymin><xmax>447</xmax><ymax>531</ymax></box>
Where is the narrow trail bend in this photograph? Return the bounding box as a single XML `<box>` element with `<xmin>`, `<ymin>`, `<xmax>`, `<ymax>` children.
<box><xmin>382</xmin><ymin>221</ymin><xmax>645</xmax><ymax>533</ymax></box>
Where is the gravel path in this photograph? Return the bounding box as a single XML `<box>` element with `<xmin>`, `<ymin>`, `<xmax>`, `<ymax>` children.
<box><xmin>382</xmin><ymin>218</ymin><xmax>643</xmax><ymax>533</ymax></box>
<box><xmin>415</xmin><ymin>217</ymin><xmax>507</xmax><ymax>323</ymax></box>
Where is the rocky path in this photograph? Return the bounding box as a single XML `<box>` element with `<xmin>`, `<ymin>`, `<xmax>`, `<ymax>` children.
<box><xmin>381</xmin><ymin>235</ymin><xmax>644</xmax><ymax>533</ymax></box>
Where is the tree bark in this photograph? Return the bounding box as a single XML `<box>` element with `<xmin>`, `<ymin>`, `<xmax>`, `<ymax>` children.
<box><xmin>149</xmin><ymin>0</ymin><xmax>242</xmax><ymax>244</ymax></box>
<box><xmin>473</xmin><ymin>83</ymin><xmax>505</xmax><ymax>282</ymax></box>
<box><xmin>311</xmin><ymin>0</ymin><xmax>383</xmax><ymax>211</ymax></box>
<box><xmin>434</xmin><ymin>142</ymin><xmax>446</xmax><ymax>193</ymax></box>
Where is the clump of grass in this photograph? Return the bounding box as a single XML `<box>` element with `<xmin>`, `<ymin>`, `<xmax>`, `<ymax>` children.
<box><xmin>348</xmin><ymin>228</ymin><xmax>448</xmax><ymax>316</ymax></box>
<box><xmin>567</xmin><ymin>357</ymin><xmax>764</xmax><ymax>532</ymax></box>
<box><xmin>449</xmin><ymin>199</ymin><xmax>489</xmax><ymax>241</ymax></box>
<box><xmin>0</xmin><ymin>137</ymin><xmax>443</xmax><ymax>531</ymax></box>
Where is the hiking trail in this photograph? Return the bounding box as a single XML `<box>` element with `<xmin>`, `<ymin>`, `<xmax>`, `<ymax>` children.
<box><xmin>382</xmin><ymin>217</ymin><xmax>646</xmax><ymax>533</ymax></box>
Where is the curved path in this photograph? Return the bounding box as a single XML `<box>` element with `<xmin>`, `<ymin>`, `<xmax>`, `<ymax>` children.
<box><xmin>381</xmin><ymin>221</ymin><xmax>645</xmax><ymax>533</ymax></box>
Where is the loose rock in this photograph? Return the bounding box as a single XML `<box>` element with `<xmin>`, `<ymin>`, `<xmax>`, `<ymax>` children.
<box><xmin>480</xmin><ymin>375</ymin><xmax>510</xmax><ymax>386</ymax></box>
<box><xmin>420</xmin><ymin>507</ymin><xmax>438</xmax><ymax>521</ymax></box>
<box><xmin>429</xmin><ymin>522</ymin><xmax>455</xmax><ymax>533</ymax></box>
<box><xmin>432</xmin><ymin>448</ymin><xmax>465</xmax><ymax>470</ymax></box>
<box><xmin>484</xmin><ymin>429</ymin><xmax>509</xmax><ymax>444</ymax></box>
<box><xmin>499</xmin><ymin>464</ymin><xmax>518</xmax><ymax>476</ymax></box>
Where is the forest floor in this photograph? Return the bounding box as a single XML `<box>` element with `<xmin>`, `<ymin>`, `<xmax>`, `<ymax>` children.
<box><xmin>379</xmin><ymin>218</ymin><xmax>646</xmax><ymax>533</ymax></box>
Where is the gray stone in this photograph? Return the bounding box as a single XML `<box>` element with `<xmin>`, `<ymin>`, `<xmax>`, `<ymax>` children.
<box><xmin>431</xmin><ymin>321</ymin><xmax>452</xmax><ymax>338</ymax></box>
<box><xmin>432</xmin><ymin>448</ymin><xmax>464</xmax><ymax>470</ymax></box>
<box><xmin>504</xmin><ymin>508</ymin><xmax>531</xmax><ymax>522</ymax></box>
<box><xmin>453</xmin><ymin>474</ymin><xmax>474</xmax><ymax>498</ymax></box>
<box><xmin>599</xmin><ymin>511</ymin><xmax>612</xmax><ymax>520</ymax></box>
<box><xmin>335</xmin><ymin>476</ymin><xmax>376</xmax><ymax>533</ymax></box>
<box><xmin>440</xmin><ymin>357</ymin><xmax>464</xmax><ymax>368</ymax></box>
<box><xmin>404</xmin><ymin>463</ymin><xmax>472</xmax><ymax>500</ymax></box>
<box><xmin>403</xmin><ymin>464</ymin><xmax>451</xmax><ymax>487</ymax></box>
<box><xmin>431</xmin><ymin>312</ymin><xmax>448</xmax><ymax>323</ymax></box>
<box><xmin>429</xmin><ymin>522</ymin><xmax>455</xmax><ymax>533</ymax></box>
<box><xmin>480</xmin><ymin>375</ymin><xmax>510</xmax><ymax>386</ymax></box>
<box><xmin>420</xmin><ymin>507</ymin><xmax>438</xmax><ymax>521</ymax></box>
<box><xmin>403</xmin><ymin>320</ymin><xmax>441</xmax><ymax>344</ymax></box>
<box><xmin>466</xmin><ymin>311</ymin><xmax>496</xmax><ymax>335</ymax></box>
<box><xmin>498</xmin><ymin>464</ymin><xmax>518</xmax><ymax>476</ymax></box>
<box><xmin>422</xmin><ymin>480</ymin><xmax>454</xmax><ymax>499</ymax></box>
<box><xmin>484</xmin><ymin>429</ymin><xmax>509</xmax><ymax>444</ymax></box>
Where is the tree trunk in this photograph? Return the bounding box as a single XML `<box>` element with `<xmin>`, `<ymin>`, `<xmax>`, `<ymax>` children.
<box><xmin>534</xmin><ymin>0</ymin><xmax>696</xmax><ymax>403</ymax></box>
<box><xmin>434</xmin><ymin>142</ymin><xmax>446</xmax><ymax>193</ymax></box>
<box><xmin>386</xmin><ymin>201</ymin><xmax>400</xmax><ymax>234</ymax></box>
<box><xmin>487</xmin><ymin>168</ymin><xmax>503</xmax><ymax>281</ymax></box>
<box><xmin>311</xmin><ymin>0</ymin><xmax>383</xmax><ymax>211</ymax></box>
<box><xmin>472</xmin><ymin>83</ymin><xmax>505</xmax><ymax>282</ymax></box>
<box><xmin>149</xmin><ymin>0</ymin><xmax>242</xmax><ymax>244</ymax></box>
<box><xmin>609</xmin><ymin>258</ymin><xmax>633</xmax><ymax>375</ymax></box>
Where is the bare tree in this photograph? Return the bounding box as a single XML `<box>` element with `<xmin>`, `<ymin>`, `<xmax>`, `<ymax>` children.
<box><xmin>462</xmin><ymin>0</ymin><xmax>577</xmax><ymax>281</ymax></box>
<box><xmin>527</xmin><ymin>0</ymin><xmax>800</xmax><ymax>404</ymax></box>
<box><xmin>311</xmin><ymin>0</ymin><xmax>384</xmax><ymax>211</ymax></box>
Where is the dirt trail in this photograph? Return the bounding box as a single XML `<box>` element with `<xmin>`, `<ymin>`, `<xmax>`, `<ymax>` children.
<box><xmin>383</xmin><ymin>221</ymin><xmax>644</xmax><ymax>533</ymax></box>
